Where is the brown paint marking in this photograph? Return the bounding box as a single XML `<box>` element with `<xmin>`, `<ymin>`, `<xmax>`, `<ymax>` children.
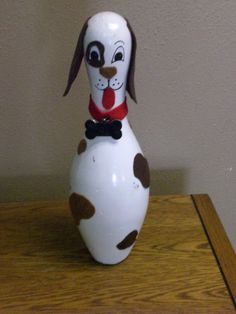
<box><xmin>99</xmin><ymin>67</ymin><xmax>117</xmax><ymax>79</ymax></box>
<box><xmin>133</xmin><ymin>153</ymin><xmax>150</xmax><ymax>188</ymax></box>
<box><xmin>117</xmin><ymin>230</ymin><xmax>138</xmax><ymax>250</ymax></box>
<box><xmin>77</xmin><ymin>139</ymin><xmax>87</xmax><ymax>155</ymax></box>
<box><xmin>69</xmin><ymin>193</ymin><xmax>95</xmax><ymax>225</ymax></box>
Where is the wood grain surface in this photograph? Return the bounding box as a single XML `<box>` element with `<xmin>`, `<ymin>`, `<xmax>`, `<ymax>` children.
<box><xmin>192</xmin><ymin>194</ymin><xmax>236</xmax><ymax>308</ymax></box>
<box><xmin>0</xmin><ymin>195</ymin><xmax>235</xmax><ymax>313</ymax></box>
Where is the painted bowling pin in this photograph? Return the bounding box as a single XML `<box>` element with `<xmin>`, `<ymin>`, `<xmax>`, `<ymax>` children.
<box><xmin>64</xmin><ymin>12</ymin><xmax>150</xmax><ymax>265</ymax></box>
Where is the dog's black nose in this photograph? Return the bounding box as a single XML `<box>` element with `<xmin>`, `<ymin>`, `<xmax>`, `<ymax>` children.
<box><xmin>99</xmin><ymin>67</ymin><xmax>117</xmax><ymax>79</ymax></box>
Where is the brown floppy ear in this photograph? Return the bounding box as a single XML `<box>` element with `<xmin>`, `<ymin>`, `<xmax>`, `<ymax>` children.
<box><xmin>63</xmin><ymin>19</ymin><xmax>89</xmax><ymax>96</ymax></box>
<box><xmin>126</xmin><ymin>19</ymin><xmax>137</xmax><ymax>103</ymax></box>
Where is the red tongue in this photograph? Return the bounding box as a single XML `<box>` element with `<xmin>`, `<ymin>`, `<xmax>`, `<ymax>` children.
<box><xmin>102</xmin><ymin>88</ymin><xmax>115</xmax><ymax>110</ymax></box>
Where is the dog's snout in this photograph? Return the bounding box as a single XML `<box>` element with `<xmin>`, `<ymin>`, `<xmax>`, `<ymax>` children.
<box><xmin>99</xmin><ymin>67</ymin><xmax>117</xmax><ymax>79</ymax></box>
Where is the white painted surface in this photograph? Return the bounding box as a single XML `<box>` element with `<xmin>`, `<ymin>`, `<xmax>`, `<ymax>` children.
<box><xmin>84</xmin><ymin>11</ymin><xmax>131</xmax><ymax>109</ymax></box>
<box><xmin>70</xmin><ymin>118</ymin><xmax>149</xmax><ymax>264</ymax></box>
<box><xmin>69</xmin><ymin>12</ymin><xmax>149</xmax><ymax>264</ymax></box>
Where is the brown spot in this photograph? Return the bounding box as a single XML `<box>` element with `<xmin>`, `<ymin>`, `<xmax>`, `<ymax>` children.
<box><xmin>117</xmin><ymin>230</ymin><xmax>138</xmax><ymax>250</ymax></box>
<box><xmin>133</xmin><ymin>153</ymin><xmax>150</xmax><ymax>188</ymax></box>
<box><xmin>77</xmin><ymin>139</ymin><xmax>87</xmax><ymax>155</ymax></box>
<box><xmin>69</xmin><ymin>193</ymin><xmax>95</xmax><ymax>225</ymax></box>
<box><xmin>99</xmin><ymin>66</ymin><xmax>117</xmax><ymax>79</ymax></box>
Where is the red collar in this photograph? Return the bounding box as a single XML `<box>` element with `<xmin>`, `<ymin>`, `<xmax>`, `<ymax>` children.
<box><xmin>89</xmin><ymin>96</ymin><xmax>128</xmax><ymax>121</ymax></box>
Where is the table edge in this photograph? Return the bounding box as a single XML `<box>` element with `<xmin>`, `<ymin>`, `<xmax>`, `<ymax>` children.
<box><xmin>191</xmin><ymin>194</ymin><xmax>236</xmax><ymax>309</ymax></box>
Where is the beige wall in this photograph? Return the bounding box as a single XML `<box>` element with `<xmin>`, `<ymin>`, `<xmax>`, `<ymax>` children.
<box><xmin>1</xmin><ymin>1</ymin><xmax>235</xmax><ymax>250</ymax></box>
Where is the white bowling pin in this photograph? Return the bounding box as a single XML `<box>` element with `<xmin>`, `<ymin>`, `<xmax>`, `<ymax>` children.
<box><xmin>64</xmin><ymin>12</ymin><xmax>150</xmax><ymax>265</ymax></box>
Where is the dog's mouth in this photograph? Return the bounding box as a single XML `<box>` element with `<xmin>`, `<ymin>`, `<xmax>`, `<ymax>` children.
<box><xmin>95</xmin><ymin>82</ymin><xmax>123</xmax><ymax>91</ymax></box>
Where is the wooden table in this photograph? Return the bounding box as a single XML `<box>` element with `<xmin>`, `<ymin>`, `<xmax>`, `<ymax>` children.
<box><xmin>0</xmin><ymin>195</ymin><xmax>235</xmax><ymax>313</ymax></box>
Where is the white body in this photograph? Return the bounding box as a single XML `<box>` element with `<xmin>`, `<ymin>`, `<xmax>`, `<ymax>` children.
<box><xmin>70</xmin><ymin>118</ymin><xmax>149</xmax><ymax>264</ymax></box>
<box><xmin>65</xmin><ymin>12</ymin><xmax>150</xmax><ymax>264</ymax></box>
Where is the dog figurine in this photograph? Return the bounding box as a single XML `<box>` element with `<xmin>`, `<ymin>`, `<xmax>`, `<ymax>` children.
<box><xmin>64</xmin><ymin>11</ymin><xmax>150</xmax><ymax>265</ymax></box>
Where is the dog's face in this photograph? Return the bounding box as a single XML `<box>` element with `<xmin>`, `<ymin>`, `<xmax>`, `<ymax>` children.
<box><xmin>84</xmin><ymin>12</ymin><xmax>132</xmax><ymax>109</ymax></box>
<box><xmin>64</xmin><ymin>12</ymin><xmax>137</xmax><ymax>106</ymax></box>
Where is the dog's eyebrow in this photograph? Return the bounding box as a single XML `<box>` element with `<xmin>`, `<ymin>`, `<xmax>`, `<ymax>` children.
<box><xmin>114</xmin><ymin>40</ymin><xmax>125</xmax><ymax>45</ymax></box>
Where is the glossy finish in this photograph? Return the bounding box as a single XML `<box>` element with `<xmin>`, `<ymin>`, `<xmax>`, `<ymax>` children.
<box><xmin>68</xmin><ymin>12</ymin><xmax>150</xmax><ymax>264</ymax></box>
<box><xmin>70</xmin><ymin>118</ymin><xmax>149</xmax><ymax>264</ymax></box>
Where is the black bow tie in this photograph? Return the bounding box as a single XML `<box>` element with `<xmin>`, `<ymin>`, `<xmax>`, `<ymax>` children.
<box><xmin>85</xmin><ymin>119</ymin><xmax>122</xmax><ymax>140</ymax></box>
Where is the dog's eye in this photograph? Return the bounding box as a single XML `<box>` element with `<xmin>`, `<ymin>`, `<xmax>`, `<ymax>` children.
<box><xmin>86</xmin><ymin>41</ymin><xmax>105</xmax><ymax>68</ymax></box>
<box><xmin>89</xmin><ymin>48</ymin><xmax>100</xmax><ymax>61</ymax></box>
<box><xmin>112</xmin><ymin>46</ymin><xmax>125</xmax><ymax>63</ymax></box>
<box><xmin>91</xmin><ymin>51</ymin><xmax>99</xmax><ymax>60</ymax></box>
<box><xmin>114</xmin><ymin>52</ymin><xmax>123</xmax><ymax>61</ymax></box>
